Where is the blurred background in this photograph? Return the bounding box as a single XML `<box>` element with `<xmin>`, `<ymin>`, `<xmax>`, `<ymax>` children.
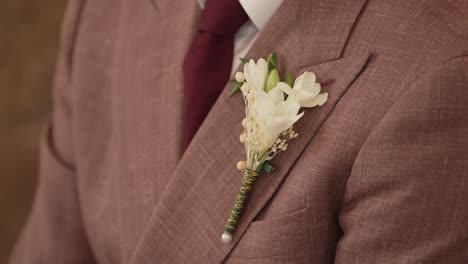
<box><xmin>0</xmin><ymin>0</ymin><xmax>67</xmax><ymax>262</ymax></box>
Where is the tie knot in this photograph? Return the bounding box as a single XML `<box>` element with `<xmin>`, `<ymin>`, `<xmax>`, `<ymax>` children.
<box><xmin>198</xmin><ymin>0</ymin><xmax>249</xmax><ymax>36</ymax></box>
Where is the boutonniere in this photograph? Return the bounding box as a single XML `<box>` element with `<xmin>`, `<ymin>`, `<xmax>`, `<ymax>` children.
<box><xmin>222</xmin><ymin>53</ymin><xmax>328</xmax><ymax>243</ymax></box>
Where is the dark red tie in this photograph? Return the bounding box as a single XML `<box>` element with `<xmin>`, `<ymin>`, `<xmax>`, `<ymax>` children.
<box><xmin>182</xmin><ymin>0</ymin><xmax>249</xmax><ymax>149</ymax></box>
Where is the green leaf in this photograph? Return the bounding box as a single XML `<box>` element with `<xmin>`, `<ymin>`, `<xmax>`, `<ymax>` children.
<box><xmin>239</xmin><ymin>57</ymin><xmax>249</xmax><ymax>64</ymax></box>
<box><xmin>230</xmin><ymin>82</ymin><xmax>241</xmax><ymax>96</ymax></box>
<box><xmin>228</xmin><ymin>79</ymin><xmax>237</xmax><ymax>83</ymax></box>
<box><xmin>267</xmin><ymin>52</ymin><xmax>277</xmax><ymax>72</ymax></box>
<box><xmin>262</xmin><ymin>162</ymin><xmax>275</xmax><ymax>173</ymax></box>
<box><xmin>284</xmin><ymin>72</ymin><xmax>294</xmax><ymax>87</ymax></box>
<box><xmin>265</xmin><ymin>69</ymin><xmax>280</xmax><ymax>93</ymax></box>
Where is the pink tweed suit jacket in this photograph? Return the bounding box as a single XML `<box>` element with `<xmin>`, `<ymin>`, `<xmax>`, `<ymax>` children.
<box><xmin>11</xmin><ymin>0</ymin><xmax>468</xmax><ymax>263</ymax></box>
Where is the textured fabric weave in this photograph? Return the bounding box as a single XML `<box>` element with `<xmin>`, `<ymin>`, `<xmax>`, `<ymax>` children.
<box><xmin>10</xmin><ymin>0</ymin><xmax>468</xmax><ymax>263</ymax></box>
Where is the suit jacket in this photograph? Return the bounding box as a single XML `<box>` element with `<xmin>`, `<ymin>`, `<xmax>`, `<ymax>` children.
<box><xmin>10</xmin><ymin>0</ymin><xmax>468</xmax><ymax>263</ymax></box>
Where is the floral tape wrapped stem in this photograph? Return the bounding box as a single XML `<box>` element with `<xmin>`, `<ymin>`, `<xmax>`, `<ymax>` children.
<box><xmin>223</xmin><ymin>168</ymin><xmax>259</xmax><ymax>240</ymax></box>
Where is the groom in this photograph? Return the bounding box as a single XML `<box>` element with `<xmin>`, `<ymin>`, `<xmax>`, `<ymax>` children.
<box><xmin>11</xmin><ymin>0</ymin><xmax>468</xmax><ymax>263</ymax></box>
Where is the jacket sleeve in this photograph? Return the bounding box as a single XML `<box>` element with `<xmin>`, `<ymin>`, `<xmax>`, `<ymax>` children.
<box><xmin>9</xmin><ymin>0</ymin><xmax>96</xmax><ymax>263</ymax></box>
<box><xmin>334</xmin><ymin>56</ymin><xmax>468</xmax><ymax>263</ymax></box>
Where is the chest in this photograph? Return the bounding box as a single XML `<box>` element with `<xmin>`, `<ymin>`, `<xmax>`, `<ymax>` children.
<box><xmin>67</xmin><ymin>0</ymin><xmax>450</xmax><ymax>262</ymax></box>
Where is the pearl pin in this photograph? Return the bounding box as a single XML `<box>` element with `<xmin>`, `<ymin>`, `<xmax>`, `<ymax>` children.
<box><xmin>221</xmin><ymin>232</ymin><xmax>232</xmax><ymax>243</ymax></box>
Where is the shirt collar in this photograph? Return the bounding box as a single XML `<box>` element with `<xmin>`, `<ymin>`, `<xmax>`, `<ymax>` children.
<box><xmin>197</xmin><ymin>0</ymin><xmax>283</xmax><ymax>30</ymax></box>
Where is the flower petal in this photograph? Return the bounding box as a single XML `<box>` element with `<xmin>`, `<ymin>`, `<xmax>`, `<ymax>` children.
<box><xmin>244</xmin><ymin>59</ymin><xmax>268</xmax><ymax>92</ymax></box>
<box><xmin>275</xmin><ymin>100</ymin><xmax>300</xmax><ymax>118</ymax></box>
<box><xmin>244</xmin><ymin>59</ymin><xmax>254</xmax><ymax>85</ymax></box>
<box><xmin>302</xmin><ymin>92</ymin><xmax>329</xmax><ymax>107</ymax></box>
<box><xmin>293</xmin><ymin>72</ymin><xmax>305</xmax><ymax>91</ymax></box>
<box><xmin>293</xmin><ymin>72</ymin><xmax>316</xmax><ymax>90</ymax></box>
<box><xmin>254</xmin><ymin>58</ymin><xmax>268</xmax><ymax>91</ymax></box>
<box><xmin>276</xmin><ymin>82</ymin><xmax>294</xmax><ymax>96</ymax></box>
<box><xmin>267</xmin><ymin>85</ymin><xmax>286</xmax><ymax>105</ymax></box>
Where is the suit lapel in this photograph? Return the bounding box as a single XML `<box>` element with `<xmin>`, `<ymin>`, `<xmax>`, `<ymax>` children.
<box><xmin>129</xmin><ymin>0</ymin><xmax>368</xmax><ymax>263</ymax></box>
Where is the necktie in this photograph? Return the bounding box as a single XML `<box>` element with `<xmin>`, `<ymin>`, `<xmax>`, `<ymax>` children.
<box><xmin>182</xmin><ymin>0</ymin><xmax>249</xmax><ymax>149</ymax></box>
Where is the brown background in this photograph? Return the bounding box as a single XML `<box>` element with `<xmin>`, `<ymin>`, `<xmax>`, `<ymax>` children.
<box><xmin>0</xmin><ymin>0</ymin><xmax>67</xmax><ymax>263</ymax></box>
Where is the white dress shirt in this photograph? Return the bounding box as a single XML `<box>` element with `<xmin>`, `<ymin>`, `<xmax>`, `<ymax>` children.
<box><xmin>198</xmin><ymin>0</ymin><xmax>283</xmax><ymax>75</ymax></box>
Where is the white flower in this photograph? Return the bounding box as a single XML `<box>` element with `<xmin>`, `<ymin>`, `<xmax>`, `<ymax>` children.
<box><xmin>277</xmin><ymin>71</ymin><xmax>328</xmax><ymax>108</ymax></box>
<box><xmin>235</xmin><ymin>72</ymin><xmax>245</xmax><ymax>82</ymax></box>
<box><xmin>244</xmin><ymin>59</ymin><xmax>268</xmax><ymax>92</ymax></box>
<box><xmin>252</xmin><ymin>86</ymin><xmax>304</xmax><ymax>154</ymax></box>
<box><xmin>238</xmin><ymin>58</ymin><xmax>329</xmax><ymax>166</ymax></box>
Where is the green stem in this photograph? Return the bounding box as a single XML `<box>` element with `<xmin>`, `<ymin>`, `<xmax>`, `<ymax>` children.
<box><xmin>224</xmin><ymin>169</ymin><xmax>260</xmax><ymax>234</ymax></box>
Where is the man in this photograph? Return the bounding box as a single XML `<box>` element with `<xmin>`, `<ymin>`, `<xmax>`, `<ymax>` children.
<box><xmin>10</xmin><ymin>0</ymin><xmax>468</xmax><ymax>263</ymax></box>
